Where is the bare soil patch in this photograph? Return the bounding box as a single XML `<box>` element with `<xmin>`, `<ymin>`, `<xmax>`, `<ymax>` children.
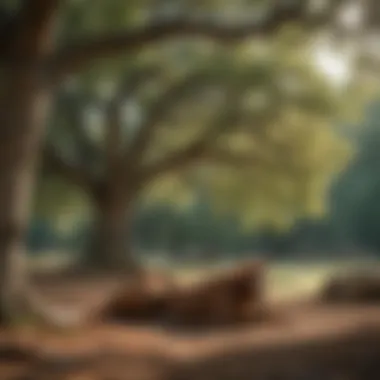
<box><xmin>1</xmin><ymin>271</ymin><xmax>380</xmax><ymax>379</ymax></box>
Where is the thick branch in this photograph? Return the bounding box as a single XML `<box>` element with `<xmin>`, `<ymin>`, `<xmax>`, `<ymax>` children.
<box><xmin>106</xmin><ymin>65</ymin><xmax>162</xmax><ymax>113</ymax></box>
<box><xmin>104</xmin><ymin>66</ymin><xmax>162</xmax><ymax>177</ymax></box>
<box><xmin>125</xmin><ymin>71</ymin><xmax>214</xmax><ymax>165</ymax></box>
<box><xmin>56</xmin><ymin>89</ymin><xmax>100</xmax><ymax>164</ymax></box>
<box><xmin>104</xmin><ymin>103</ymin><xmax>123</xmax><ymax>179</ymax></box>
<box><xmin>52</xmin><ymin>0</ymin><xmax>344</xmax><ymax>78</ymax></box>
<box><xmin>200</xmin><ymin>148</ymin><xmax>262</xmax><ymax>168</ymax></box>
<box><xmin>43</xmin><ymin>144</ymin><xmax>97</xmax><ymax>192</ymax></box>
<box><xmin>143</xmin><ymin>146</ymin><xmax>263</xmax><ymax>179</ymax></box>
<box><xmin>142</xmin><ymin>89</ymin><xmax>244</xmax><ymax>179</ymax></box>
<box><xmin>144</xmin><ymin>142</ymin><xmax>210</xmax><ymax>177</ymax></box>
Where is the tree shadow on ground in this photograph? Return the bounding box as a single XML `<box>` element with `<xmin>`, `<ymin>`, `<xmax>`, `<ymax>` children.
<box><xmin>170</xmin><ymin>324</ymin><xmax>380</xmax><ymax>380</ymax></box>
<box><xmin>1</xmin><ymin>316</ymin><xmax>380</xmax><ymax>380</ymax></box>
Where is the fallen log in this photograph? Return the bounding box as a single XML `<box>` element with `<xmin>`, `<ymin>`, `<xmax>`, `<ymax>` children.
<box><xmin>321</xmin><ymin>269</ymin><xmax>380</xmax><ymax>304</ymax></box>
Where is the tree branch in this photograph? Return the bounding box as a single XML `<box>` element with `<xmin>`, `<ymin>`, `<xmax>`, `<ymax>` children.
<box><xmin>124</xmin><ymin>70</ymin><xmax>215</xmax><ymax>166</ymax></box>
<box><xmin>104</xmin><ymin>66</ymin><xmax>161</xmax><ymax>178</ymax></box>
<box><xmin>45</xmin><ymin>89</ymin><xmax>103</xmax><ymax>193</ymax></box>
<box><xmin>143</xmin><ymin>146</ymin><xmax>266</xmax><ymax>180</ymax></box>
<box><xmin>108</xmin><ymin>65</ymin><xmax>162</xmax><ymax>108</ymax></box>
<box><xmin>42</xmin><ymin>144</ymin><xmax>98</xmax><ymax>192</ymax></box>
<box><xmin>104</xmin><ymin>101</ymin><xmax>122</xmax><ymax>178</ymax></box>
<box><xmin>51</xmin><ymin>0</ymin><xmax>344</xmax><ymax>78</ymax></box>
<box><xmin>199</xmin><ymin>148</ymin><xmax>262</xmax><ymax>168</ymax></box>
<box><xmin>141</xmin><ymin>88</ymin><xmax>244</xmax><ymax>179</ymax></box>
<box><xmin>55</xmin><ymin>90</ymin><xmax>99</xmax><ymax>164</ymax></box>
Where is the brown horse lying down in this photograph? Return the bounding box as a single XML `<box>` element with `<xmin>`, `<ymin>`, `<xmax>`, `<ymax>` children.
<box><xmin>165</xmin><ymin>260</ymin><xmax>266</xmax><ymax>327</ymax></box>
<box><xmin>97</xmin><ymin>268</ymin><xmax>176</xmax><ymax>323</ymax></box>
<box><xmin>98</xmin><ymin>260</ymin><xmax>273</xmax><ymax>328</ymax></box>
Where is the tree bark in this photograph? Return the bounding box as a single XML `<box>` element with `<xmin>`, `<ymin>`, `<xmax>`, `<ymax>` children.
<box><xmin>0</xmin><ymin>1</ymin><xmax>60</xmax><ymax>325</ymax></box>
<box><xmin>0</xmin><ymin>72</ymin><xmax>50</xmax><ymax>324</ymax></box>
<box><xmin>82</xmin><ymin>190</ymin><xmax>140</xmax><ymax>273</ymax></box>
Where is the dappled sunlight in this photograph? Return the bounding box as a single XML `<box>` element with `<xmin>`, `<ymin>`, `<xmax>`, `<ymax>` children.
<box><xmin>3</xmin><ymin>0</ymin><xmax>380</xmax><ymax>379</ymax></box>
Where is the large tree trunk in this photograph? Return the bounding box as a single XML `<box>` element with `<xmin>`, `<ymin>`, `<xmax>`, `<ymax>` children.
<box><xmin>0</xmin><ymin>2</ymin><xmax>60</xmax><ymax>325</ymax></box>
<box><xmin>82</xmin><ymin>191</ymin><xmax>140</xmax><ymax>273</ymax></box>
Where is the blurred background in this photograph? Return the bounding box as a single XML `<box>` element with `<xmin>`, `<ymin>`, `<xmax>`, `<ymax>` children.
<box><xmin>6</xmin><ymin>2</ymin><xmax>380</xmax><ymax>379</ymax></box>
<box><xmin>5</xmin><ymin>0</ymin><xmax>380</xmax><ymax>299</ymax></box>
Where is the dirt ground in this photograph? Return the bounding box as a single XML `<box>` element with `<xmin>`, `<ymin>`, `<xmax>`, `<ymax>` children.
<box><xmin>1</xmin><ymin>274</ymin><xmax>380</xmax><ymax>380</ymax></box>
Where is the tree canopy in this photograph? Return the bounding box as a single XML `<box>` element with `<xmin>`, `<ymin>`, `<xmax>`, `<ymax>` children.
<box><xmin>38</xmin><ymin>26</ymin><xmax>366</xmax><ymax>233</ymax></box>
